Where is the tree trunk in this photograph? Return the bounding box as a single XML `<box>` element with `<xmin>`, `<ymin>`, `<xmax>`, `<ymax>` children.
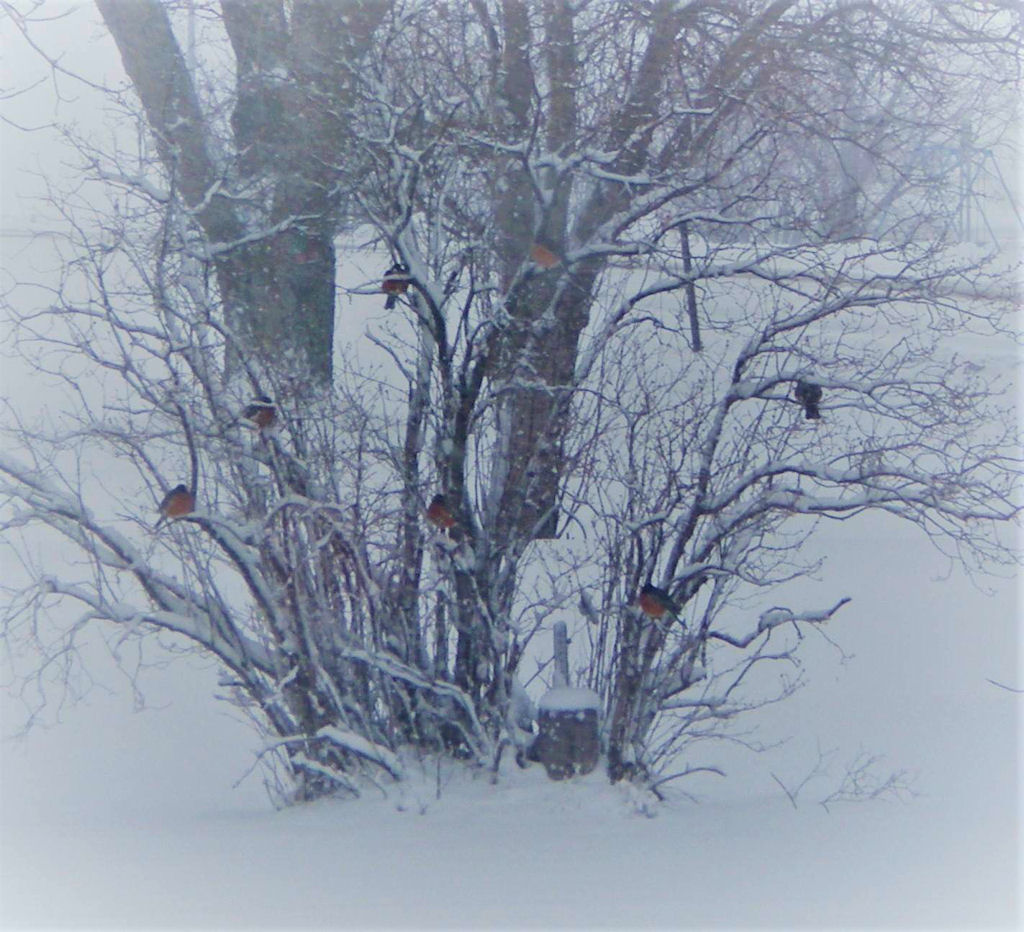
<box><xmin>98</xmin><ymin>0</ymin><xmax>387</xmax><ymax>383</ymax></box>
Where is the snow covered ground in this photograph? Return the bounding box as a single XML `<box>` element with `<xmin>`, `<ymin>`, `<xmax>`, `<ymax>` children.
<box><xmin>1</xmin><ymin>515</ymin><xmax>1018</xmax><ymax>929</ymax></box>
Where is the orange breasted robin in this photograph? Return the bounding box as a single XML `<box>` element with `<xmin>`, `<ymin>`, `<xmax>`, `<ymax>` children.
<box><xmin>637</xmin><ymin>583</ymin><xmax>678</xmax><ymax>619</ymax></box>
<box><xmin>529</xmin><ymin>242</ymin><xmax>560</xmax><ymax>269</ymax></box>
<box><xmin>382</xmin><ymin>264</ymin><xmax>411</xmax><ymax>309</ymax></box>
<box><xmin>243</xmin><ymin>395</ymin><xmax>277</xmax><ymax>430</ymax></box>
<box><xmin>425</xmin><ymin>493</ymin><xmax>457</xmax><ymax>530</ymax></box>
<box><xmin>156</xmin><ymin>484</ymin><xmax>195</xmax><ymax>527</ymax></box>
<box><xmin>794</xmin><ymin>379</ymin><xmax>823</xmax><ymax>420</ymax></box>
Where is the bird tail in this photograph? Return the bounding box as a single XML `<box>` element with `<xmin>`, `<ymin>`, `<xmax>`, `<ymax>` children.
<box><xmin>385</xmin><ymin>294</ymin><xmax>397</xmax><ymax>310</ymax></box>
<box><xmin>805</xmin><ymin>404</ymin><xmax>821</xmax><ymax>420</ymax></box>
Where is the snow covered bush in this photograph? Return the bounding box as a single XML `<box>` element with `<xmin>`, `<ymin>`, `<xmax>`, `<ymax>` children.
<box><xmin>1</xmin><ymin>0</ymin><xmax>1019</xmax><ymax>801</ymax></box>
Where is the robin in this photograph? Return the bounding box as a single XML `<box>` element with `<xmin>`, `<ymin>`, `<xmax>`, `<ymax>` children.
<box><xmin>529</xmin><ymin>242</ymin><xmax>560</xmax><ymax>269</ymax></box>
<box><xmin>156</xmin><ymin>484</ymin><xmax>195</xmax><ymax>528</ymax></box>
<box><xmin>382</xmin><ymin>264</ymin><xmax>411</xmax><ymax>309</ymax></box>
<box><xmin>425</xmin><ymin>493</ymin><xmax>457</xmax><ymax>530</ymax></box>
<box><xmin>794</xmin><ymin>380</ymin><xmax>823</xmax><ymax>420</ymax></box>
<box><xmin>637</xmin><ymin>583</ymin><xmax>678</xmax><ymax>619</ymax></box>
<box><xmin>237</xmin><ymin>397</ymin><xmax>274</xmax><ymax>434</ymax></box>
<box><xmin>242</xmin><ymin>395</ymin><xmax>277</xmax><ymax>430</ymax></box>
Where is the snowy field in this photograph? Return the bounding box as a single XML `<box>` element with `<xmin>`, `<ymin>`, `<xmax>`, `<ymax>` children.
<box><xmin>1</xmin><ymin>512</ymin><xmax>1018</xmax><ymax>930</ymax></box>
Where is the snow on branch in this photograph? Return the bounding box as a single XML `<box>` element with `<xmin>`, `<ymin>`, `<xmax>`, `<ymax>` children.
<box><xmin>0</xmin><ymin>452</ymin><xmax>274</xmax><ymax>674</ymax></box>
<box><xmin>316</xmin><ymin>726</ymin><xmax>403</xmax><ymax>780</ymax></box>
<box><xmin>709</xmin><ymin>598</ymin><xmax>852</xmax><ymax>650</ymax></box>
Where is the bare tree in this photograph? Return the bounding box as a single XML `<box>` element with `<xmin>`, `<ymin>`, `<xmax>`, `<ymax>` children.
<box><xmin>1</xmin><ymin>0</ymin><xmax>1019</xmax><ymax>799</ymax></box>
<box><xmin>342</xmin><ymin>0</ymin><xmax>1020</xmax><ymax>777</ymax></box>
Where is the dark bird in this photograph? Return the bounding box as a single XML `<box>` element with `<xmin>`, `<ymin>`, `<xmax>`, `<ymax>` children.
<box><xmin>529</xmin><ymin>242</ymin><xmax>560</xmax><ymax>269</ymax></box>
<box><xmin>425</xmin><ymin>493</ymin><xmax>457</xmax><ymax>530</ymax></box>
<box><xmin>794</xmin><ymin>380</ymin><xmax>823</xmax><ymax>420</ymax></box>
<box><xmin>382</xmin><ymin>264</ymin><xmax>411</xmax><ymax>309</ymax></box>
<box><xmin>156</xmin><ymin>484</ymin><xmax>195</xmax><ymax>528</ymax></box>
<box><xmin>243</xmin><ymin>395</ymin><xmax>277</xmax><ymax>430</ymax></box>
<box><xmin>637</xmin><ymin>583</ymin><xmax>678</xmax><ymax>619</ymax></box>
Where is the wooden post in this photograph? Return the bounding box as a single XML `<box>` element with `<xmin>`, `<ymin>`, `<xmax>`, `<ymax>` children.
<box><xmin>552</xmin><ymin>621</ymin><xmax>569</xmax><ymax>688</ymax></box>
<box><xmin>679</xmin><ymin>223</ymin><xmax>703</xmax><ymax>353</ymax></box>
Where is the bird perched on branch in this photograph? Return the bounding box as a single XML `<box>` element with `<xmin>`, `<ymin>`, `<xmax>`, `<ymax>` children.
<box><xmin>242</xmin><ymin>395</ymin><xmax>277</xmax><ymax>430</ymax></box>
<box><xmin>156</xmin><ymin>484</ymin><xmax>194</xmax><ymax>528</ymax></box>
<box><xmin>529</xmin><ymin>242</ymin><xmax>560</xmax><ymax>269</ymax></box>
<box><xmin>382</xmin><ymin>264</ymin><xmax>411</xmax><ymax>309</ymax></box>
<box><xmin>794</xmin><ymin>379</ymin><xmax>823</xmax><ymax>420</ymax></box>
<box><xmin>425</xmin><ymin>493</ymin><xmax>457</xmax><ymax>531</ymax></box>
<box><xmin>637</xmin><ymin>583</ymin><xmax>678</xmax><ymax>620</ymax></box>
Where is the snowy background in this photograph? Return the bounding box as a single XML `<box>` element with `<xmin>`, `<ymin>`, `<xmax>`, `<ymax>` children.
<box><xmin>1</xmin><ymin>5</ymin><xmax>1021</xmax><ymax>929</ymax></box>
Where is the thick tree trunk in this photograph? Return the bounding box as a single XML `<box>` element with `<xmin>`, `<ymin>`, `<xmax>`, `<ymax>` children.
<box><xmin>99</xmin><ymin>0</ymin><xmax>386</xmax><ymax>383</ymax></box>
<box><xmin>95</xmin><ymin>0</ymin><xmax>241</xmax><ymax>242</ymax></box>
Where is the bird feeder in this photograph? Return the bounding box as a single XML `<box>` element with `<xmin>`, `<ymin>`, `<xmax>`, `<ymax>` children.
<box><xmin>531</xmin><ymin>687</ymin><xmax>601</xmax><ymax>780</ymax></box>
<box><xmin>528</xmin><ymin>622</ymin><xmax>601</xmax><ymax>780</ymax></box>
